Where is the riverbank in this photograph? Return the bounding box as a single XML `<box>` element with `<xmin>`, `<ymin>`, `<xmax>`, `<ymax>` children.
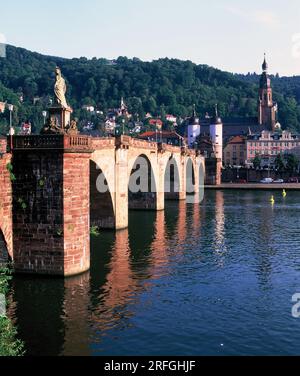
<box><xmin>206</xmin><ymin>183</ymin><xmax>300</xmax><ymax>190</ymax></box>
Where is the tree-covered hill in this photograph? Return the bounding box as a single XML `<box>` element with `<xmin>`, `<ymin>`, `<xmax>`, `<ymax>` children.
<box><xmin>1</xmin><ymin>45</ymin><xmax>300</xmax><ymax>134</ymax></box>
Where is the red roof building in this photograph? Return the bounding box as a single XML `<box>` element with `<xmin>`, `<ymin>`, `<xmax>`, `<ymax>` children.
<box><xmin>148</xmin><ymin>119</ymin><xmax>163</xmax><ymax>129</ymax></box>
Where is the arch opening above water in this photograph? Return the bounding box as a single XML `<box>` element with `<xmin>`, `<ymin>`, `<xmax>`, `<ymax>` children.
<box><xmin>186</xmin><ymin>158</ymin><xmax>196</xmax><ymax>195</ymax></box>
<box><xmin>0</xmin><ymin>229</ymin><xmax>9</xmax><ymax>265</ymax></box>
<box><xmin>128</xmin><ymin>155</ymin><xmax>157</xmax><ymax>210</ymax></box>
<box><xmin>90</xmin><ymin>160</ymin><xmax>115</xmax><ymax>229</ymax></box>
<box><xmin>164</xmin><ymin>157</ymin><xmax>181</xmax><ymax>200</ymax></box>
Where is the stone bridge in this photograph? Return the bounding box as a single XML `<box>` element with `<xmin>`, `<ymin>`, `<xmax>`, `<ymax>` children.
<box><xmin>0</xmin><ymin>135</ymin><xmax>205</xmax><ymax>276</ymax></box>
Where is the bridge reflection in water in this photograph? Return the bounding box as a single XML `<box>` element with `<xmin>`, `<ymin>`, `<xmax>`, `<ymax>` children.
<box><xmin>10</xmin><ymin>199</ymin><xmax>202</xmax><ymax>356</ymax></box>
<box><xmin>10</xmin><ymin>190</ymin><xmax>300</xmax><ymax>356</ymax></box>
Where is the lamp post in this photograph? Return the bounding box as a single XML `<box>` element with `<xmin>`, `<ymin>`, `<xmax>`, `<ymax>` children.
<box><xmin>7</xmin><ymin>104</ymin><xmax>14</xmax><ymax>151</ymax></box>
<box><xmin>236</xmin><ymin>165</ymin><xmax>241</xmax><ymax>180</ymax></box>
<box><xmin>42</xmin><ymin>111</ymin><xmax>47</xmax><ymax>125</ymax></box>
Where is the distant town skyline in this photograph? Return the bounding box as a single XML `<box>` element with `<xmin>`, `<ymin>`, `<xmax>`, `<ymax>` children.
<box><xmin>1</xmin><ymin>0</ymin><xmax>300</xmax><ymax>76</ymax></box>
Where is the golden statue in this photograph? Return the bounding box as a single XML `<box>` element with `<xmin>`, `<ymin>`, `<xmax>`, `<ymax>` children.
<box><xmin>54</xmin><ymin>67</ymin><xmax>68</xmax><ymax>108</ymax></box>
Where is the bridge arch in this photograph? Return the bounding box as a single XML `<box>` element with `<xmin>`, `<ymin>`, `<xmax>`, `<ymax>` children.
<box><xmin>186</xmin><ymin>157</ymin><xmax>196</xmax><ymax>194</ymax></box>
<box><xmin>0</xmin><ymin>229</ymin><xmax>10</xmax><ymax>265</ymax></box>
<box><xmin>164</xmin><ymin>156</ymin><xmax>181</xmax><ymax>200</ymax></box>
<box><xmin>128</xmin><ymin>154</ymin><xmax>157</xmax><ymax>210</ymax></box>
<box><xmin>89</xmin><ymin>159</ymin><xmax>115</xmax><ymax>229</ymax></box>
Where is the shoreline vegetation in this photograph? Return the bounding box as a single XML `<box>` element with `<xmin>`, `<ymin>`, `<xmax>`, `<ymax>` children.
<box><xmin>0</xmin><ymin>266</ymin><xmax>24</xmax><ymax>356</ymax></box>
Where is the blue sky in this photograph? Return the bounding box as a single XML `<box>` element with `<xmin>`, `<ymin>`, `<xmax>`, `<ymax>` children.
<box><xmin>1</xmin><ymin>0</ymin><xmax>300</xmax><ymax>76</ymax></box>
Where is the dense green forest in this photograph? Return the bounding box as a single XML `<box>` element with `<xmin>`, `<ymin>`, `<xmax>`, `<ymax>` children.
<box><xmin>1</xmin><ymin>45</ymin><xmax>300</xmax><ymax>134</ymax></box>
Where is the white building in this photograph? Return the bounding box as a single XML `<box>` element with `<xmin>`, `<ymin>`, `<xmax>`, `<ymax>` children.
<box><xmin>166</xmin><ymin>114</ymin><xmax>177</xmax><ymax>124</ymax></box>
<box><xmin>82</xmin><ymin>105</ymin><xmax>95</xmax><ymax>113</ymax></box>
<box><xmin>187</xmin><ymin>107</ymin><xmax>200</xmax><ymax>147</ymax></box>
<box><xmin>105</xmin><ymin>119</ymin><xmax>116</xmax><ymax>133</ymax></box>
<box><xmin>210</xmin><ymin>106</ymin><xmax>223</xmax><ymax>163</ymax></box>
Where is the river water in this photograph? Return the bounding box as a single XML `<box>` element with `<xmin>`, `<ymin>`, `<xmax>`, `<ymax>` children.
<box><xmin>9</xmin><ymin>190</ymin><xmax>300</xmax><ymax>355</ymax></box>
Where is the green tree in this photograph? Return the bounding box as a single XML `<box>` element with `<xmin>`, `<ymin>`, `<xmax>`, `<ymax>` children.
<box><xmin>0</xmin><ymin>267</ymin><xmax>24</xmax><ymax>356</ymax></box>
<box><xmin>252</xmin><ymin>154</ymin><xmax>261</xmax><ymax>169</ymax></box>
<box><xmin>275</xmin><ymin>154</ymin><xmax>286</xmax><ymax>172</ymax></box>
<box><xmin>3</xmin><ymin>44</ymin><xmax>300</xmax><ymax>134</ymax></box>
<box><xmin>285</xmin><ymin>154</ymin><xmax>299</xmax><ymax>173</ymax></box>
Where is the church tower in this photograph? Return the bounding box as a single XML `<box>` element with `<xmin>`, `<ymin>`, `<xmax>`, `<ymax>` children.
<box><xmin>258</xmin><ymin>54</ymin><xmax>277</xmax><ymax>131</ymax></box>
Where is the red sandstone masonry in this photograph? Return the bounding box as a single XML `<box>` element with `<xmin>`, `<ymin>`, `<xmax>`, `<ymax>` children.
<box><xmin>63</xmin><ymin>153</ymin><xmax>90</xmax><ymax>276</ymax></box>
<box><xmin>12</xmin><ymin>150</ymin><xmax>65</xmax><ymax>274</ymax></box>
<box><xmin>11</xmin><ymin>149</ymin><xmax>92</xmax><ymax>276</ymax></box>
<box><xmin>0</xmin><ymin>137</ymin><xmax>7</xmax><ymax>153</ymax></box>
<box><xmin>0</xmin><ymin>139</ymin><xmax>13</xmax><ymax>257</ymax></box>
<box><xmin>9</xmin><ymin>134</ymin><xmax>205</xmax><ymax>276</ymax></box>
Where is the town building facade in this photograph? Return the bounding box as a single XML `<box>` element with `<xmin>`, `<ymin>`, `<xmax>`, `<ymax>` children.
<box><xmin>246</xmin><ymin>130</ymin><xmax>300</xmax><ymax>167</ymax></box>
<box><xmin>224</xmin><ymin>130</ymin><xmax>300</xmax><ymax>168</ymax></box>
<box><xmin>224</xmin><ymin>136</ymin><xmax>246</xmax><ymax>166</ymax></box>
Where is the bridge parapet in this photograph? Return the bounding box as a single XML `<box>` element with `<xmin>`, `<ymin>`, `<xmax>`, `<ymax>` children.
<box><xmin>158</xmin><ymin>143</ymin><xmax>181</xmax><ymax>154</ymax></box>
<box><xmin>114</xmin><ymin>135</ymin><xmax>157</xmax><ymax>150</ymax></box>
<box><xmin>0</xmin><ymin>136</ymin><xmax>7</xmax><ymax>154</ymax></box>
<box><xmin>11</xmin><ymin>135</ymin><xmax>92</xmax><ymax>153</ymax></box>
<box><xmin>129</xmin><ymin>137</ymin><xmax>157</xmax><ymax>150</ymax></box>
<box><xmin>10</xmin><ymin>134</ymin><xmax>200</xmax><ymax>157</ymax></box>
<box><xmin>91</xmin><ymin>137</ymin><xmax>115</xmax><ymax>149</ymax></box>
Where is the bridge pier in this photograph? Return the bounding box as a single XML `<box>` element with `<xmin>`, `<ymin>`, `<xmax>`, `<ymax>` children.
<box><xmin>114</xmin><ymin>147</ymin><xmax>129</xmax><ymax>229</ymax></box>
<box><xmin>11</xmin><ymin>135</ymin><xmax>92</xmax><ymax>276</ymax></box>
<box><xmin>0</xmin><ymin>144</ymin><xmax>13</xmax><ymax>260</ymax></box>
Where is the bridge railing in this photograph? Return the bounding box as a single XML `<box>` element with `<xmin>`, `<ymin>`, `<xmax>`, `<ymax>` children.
<box><xmin>0</xmin><ymin>137</ymin><xmax>7</xmax><ymax>154</ymax></box>
<box><xmin>64</xmin><ymin>135</ymin><xmax>92</xmax><ymax>151</ymax></box>
<box><xmin>10</xmin><ymin>135</ymin><xmax>92</xmax><ymax>152</ymax></box>
<box><xmin>158</xmin><ymin>143</ymin><xmax>181</xmax><ymax>154</ymax></box>
<box><xmin>9</xmin><ymin>134</ymin><xmax>202</xmax><ymax>157</ymax></box>
<box><xmin>91</xmin><ymin>137</ymin><xmax>115</xmax><ymax>149</ymax></box>
<box><xmin>129</xmin><ymin>137</ymin><xmax>157</xmax><ymax>150</ymax></box>
<box><xmin>12</xmin><ymin>135</ymin><xmax>64</xmax><ymax>150</ymax></box>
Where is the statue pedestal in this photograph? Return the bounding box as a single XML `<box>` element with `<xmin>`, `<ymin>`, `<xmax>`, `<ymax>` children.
<box><xmin>41</xmin><ymin>105</ymin><xmax>79</xmax><ymax>135</ymax></box>
<box><xmin>49</xmin><ymin>105</ymin><xmax>73</xmax><ymax>129</ymax></box>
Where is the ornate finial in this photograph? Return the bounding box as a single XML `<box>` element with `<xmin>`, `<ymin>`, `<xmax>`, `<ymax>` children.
<box><xmin>192</xmin><ymin>104</ymin><xmax>196</xmax><ymax>117</ymax></box>
<box><xmin>210</xmin><ymin>103</ymin><xmax>222</xmax><ymax>125</ymax></box>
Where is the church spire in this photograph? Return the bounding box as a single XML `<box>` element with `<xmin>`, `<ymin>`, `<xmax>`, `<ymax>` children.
<box><xmin>258</xmin><ymin>54</ymin><xmax>277</xmax><ymax>131</ymax></box>
<box><xmin>211</xmin><ymin>104</ymin><xmax>222</xmax><ymax>125</ymax></box>
<box><xmin>215</xmin><ymin>103</ymin><xmax>219</xmax><ymax>118</ymax></box>
<box><xmin>262</xmin><ymin>53</ymin><xmax>268</xmax><ymax>73</ymax></box>
<box><xmin>188</xmin><ymin>104</ymin><xmax>199</xmax><ymax>125</ymax></box>
<box><xmin>192</xmin><ymin>104</ymin><xmax>196</xmax><ymax>118</ymax></box>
